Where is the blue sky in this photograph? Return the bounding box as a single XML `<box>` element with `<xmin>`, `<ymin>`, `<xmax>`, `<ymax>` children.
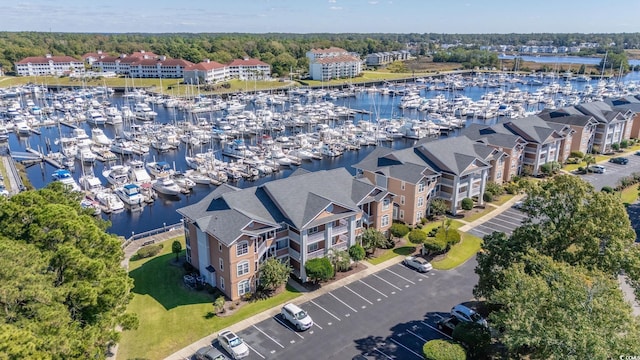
<box><xmin>3</xmin><ymin>0</ymin><xmax>639</xmax><ymax>33</ymax></box>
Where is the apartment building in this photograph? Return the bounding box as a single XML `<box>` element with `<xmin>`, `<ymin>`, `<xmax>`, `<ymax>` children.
<box><xmin>183</xmin><ymin>59</ymin><xmax>228</xmax><ymax>84</ymax></box>
<box><xmin>15</xmin><ymin>54</ymin><xmax>85</xmax><ymax>76</ymax></box>
<box><xmin>604</xmin><ymin>95</ymin><xmax>640</xmax><ymax>139</ymax></box>
<box><xmin>538</xmin><ymin>109</ymin><xmax>598</xmax><ymax>155</ymax></box>
<box><xmin>128</xmin><ymin>57</ymin><xmax>194</xmax><ymax>79</ymax></box>
<box><xmin>365</xmin><ymin>50</ymin><xmax>411</xmax><ymax>66</ymax></box>
<box><xmin>306</xmin><ymin>47</ymin><xmax>362</xmax><ymax>81</ymax></box>
<box><xmin>226</xmin><ymin>59</ymin><xmax>271</xmax><ymax>80</ymax></box>
<box><xmin>177</xmin><ymin>168</ymin><xmax>393</xmax><ymax>300</ymax></box>
<box><xmin>89</xmin><ymin>50</ymin><xmax>159</xmax><ymax>76</ymax></box>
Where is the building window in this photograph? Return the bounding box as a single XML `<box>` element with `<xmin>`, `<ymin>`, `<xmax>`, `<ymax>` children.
<box><xmin>219</xmin><ymin>258</ymin><xmax>224</xmax><ymax>271</ymax></box>
<box><xmin>276</xmin><ymin>238</ymin><xmax>289</xmax><ymax>250</ymax></box>
<box><xmin>219</xmin><ymin>244</ymin><xmax>222</xmax><ymax>252</ymax></box>
<box><xmin>418</xmin><ymin>181</ymin><xmax>426</xmax><ymax>192</ymax></box>
<box><xmin>417</xmin><ymin>196</ymin><xmax>424</xmax><ymax>208</ymax></box>
<box><xmin>238</xmin><ymin>280</ymin><xmax>250</xmax><ymax>296</ymax></box>
<box><xmin>382</xmin><ymin>198</ymin><xmax>390</xmax><ymax>211</ymax></box>
<box><xmin>237</xmin><ymin>261</ymin><xmax>250</xmax><ymax>276</ymax></box>
<box><xmin>401</xmin><ymin>181</ymin><xmax>406</xmax><ymax>190</ymax></box>
<box><xmin>400</xmin><ymin>195</ymin><xmax>405</xmax><ymax>205</ymax></box>
<box><xmin>236</xmin><ymin>241</ymin><xmax>249</xmax><ymax>257</ymax></box>
<box><xmin>416</xmin><ymin>211</ymin><xmax>423</xmax><ymax>223</ymax></box>
<box><xmin>308</xmin><ymin>226</ymin><xmax>319</xmax><ymax>234</ymax></box>
<box><xmin>399</xmin><ymin>210</ymin><xmax>404</xmax><ymax>219</ymax></box>
<box><xmin>381</xmin><ymin>215</ymin><xmax>389</xmax><ymax>227</ymax></box>
<box><xmin>307</xmin><ymin>242</ymin><xmax>319</xmax><ymax>253</ymax></box>
<box><xmin>220</xmin><ymin>276</ymin><xmax>225</xmax><ymax>290</ymax></box>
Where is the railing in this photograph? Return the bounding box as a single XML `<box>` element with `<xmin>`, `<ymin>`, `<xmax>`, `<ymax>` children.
<box><xmin>307</xmin><ymin>231</ymin><xmax>325</xmax><ymax>243</ymax></box>
<box><xmin>289</xmin><ymin>248</ymin><xmax>301</xmax><ymax>261</ymax></box>
<box><xmin>120</xmin><ymin>221</ymin><xmax>183</xmax><ymax>249</ymax></box>
<box><xmin>307</xmin><ymin>249</ymin><xmax>325</xmax><ymax>260</ymax></box>
<box><xmin>333</xmin><ymin>224</ymin><xmax>348</xmax><ymax>235</ymax></box>
<box><xmin>257</xmin><ymin>240</ymin><xmax>267</xmax><ymax>258</ymax></box>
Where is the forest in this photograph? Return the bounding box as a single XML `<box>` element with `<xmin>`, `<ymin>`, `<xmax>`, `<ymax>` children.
<box><xmin>1</xmin><ymin>32</ymin><xmax>639</xmax><ymax>76</ymax></box>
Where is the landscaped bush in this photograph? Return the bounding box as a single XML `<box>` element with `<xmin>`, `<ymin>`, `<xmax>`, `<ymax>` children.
<box><xmin>461</xmin><ymin>198</ymin><xmax>474</xmax><ymax>211</ymax></box>
<box><xmin>423</xmin><ymin>237</ymin><xmax>447</xmax><ymax>255</ymax></box>
<box><xmin>566</xmin><ymin>157</ymin><xmax>580</xmax><ymax>164</ymax></box>
<box><xmin>570</xmin><ymin>150</ymin><xmax>585</xmax><ymax>159</ymax></box>
<box><xmin>423</xmin><ymin>339</ymin><xmax>467</xmax><ymax>360</ymax></box>
<box><xmin>620</xmin><ymin>139</ymin><xmax>629</xmax><ymax>148</ymax></box>
<box><xmin>304</xmin><ymin>257</ymin><xmax>334</xmax><ymax>283</ymax></box>
<box><xmin>135</xmin><ymin>244</ymin><xmax>163</xmax><ymax>259</ymax></box>
<box><xmin>601</xmin><ymin>186</ymin><xmax>614</xmax><ymax>193</ymax></box>
<box><xmin>435</xmin><ymin>228</ymin><xmax>461</xmax><ymax>247</ymax></box>
<box><xmin>612</xmin><ymin>142</ymin><xmax>620</xmax><ymax>151</ymax></box>
<box><xmin>390</xmin><ymin>223</ymin><xmax>410</xmax><ymax>238</ymax></box>
<box><xmin>482</xmin><ymin>192</ymin><xmax>493</xmax><ymax>202</ymax></box>
<box><xmin>452</xmin><ymin>322</ymin><xmax>491</xmax><ymax>359</ymax></box>
<box><xmin>408</xmin><ymin>229</ymin><xmax>427</xmax><ymax>244</ymax></box>
<box><xmin>484</xmin><ymin>181</ymin><xmax>504</xmax><ymax>198</ymax></box>
<box><xmin>504</xmin><ymin>182</ymin><xmax>520</xmax><ymax>195</ymax></box>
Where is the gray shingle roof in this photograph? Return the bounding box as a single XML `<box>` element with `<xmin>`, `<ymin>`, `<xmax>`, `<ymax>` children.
<box><xmin>538</xmin><ymin>109</ymin><xmax>597</xmax><ymax>127</ymax></box>
<box><xmin>415</xmin><ymin>136</ymin><xmax>491</xmax><ymax>175</ymax></box>
<box><xmin>501</xmin><ymin>115</ymin><xmax>560</xmax><ymax>144</ymax></box>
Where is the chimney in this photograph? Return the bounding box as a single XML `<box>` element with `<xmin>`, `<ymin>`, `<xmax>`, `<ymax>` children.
<box><xmin>45</xmin><ymin>54</ymin><xmax>52</xmax><ymax>58</ymax></box>
<box><xmin>204</xmin><ymin>59</ymin><xmax>210</xmax><ymax>63</ymax></box>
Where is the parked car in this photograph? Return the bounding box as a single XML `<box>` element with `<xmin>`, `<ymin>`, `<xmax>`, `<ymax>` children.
<box><xmin>436</xmin><ymin>315</ymin><xmax>461</xmax><ymax>335</ymax></box>
<box><xmin>403</xmin><ymin>256</ymin><xmax>433</xmax><ymax>273</ymax></box>
<box><xmin>609</xmin><ymin>157</ymin><xmax>629</xmax><ymax>165</ymax></box>
<box><xmin>451</xmin><ymin>304</ymin><xmax>488</xmax><ymax>327</ymax></box>
<box><xmin>635</xmin><ymin>150</ymin><xmax>640</xmax><ymax>156</ymax></box>
<box><xmin>193</xmin><ymin>345</ymin><xmax>228</xmax><ymax>360</ymax></box>
<box><xmin>217</xmin><ymin>330</ymin><xmax>249</xmax><ymax>359</ymax></box>
<box><xmin>281</xmin><ymin>303</ymin><xmax>313</xmax><ymax>331</ymax></box>
<box><xmin>588</xmin><ymin>164</ymin><xmax>606</xmax><ymax>174</ymax></box>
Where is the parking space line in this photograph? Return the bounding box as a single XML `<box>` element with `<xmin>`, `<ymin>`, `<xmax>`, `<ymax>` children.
<box><xmin>385</xmin><ymin>268</ymin><xmax>416</xmax><ymax>284</ymax></box>
<box><xmin>273</xmin><ymin>317</ymin><xmax>304</xmax><ymax>339</ymax></box>
<box><xmin>244</xmin><ymin>343</ymin><xmax>265</xmax><ymax>359</ymax></box>
<box><xmin>490</xmin><ymin>217</ymin><xmax>523</xmax><ymax>227</ymax></box>
<box><xmin>389</xmin><ymin>338</ymin><xmax>423</xmax><ymax>358</ymax></box>
<box><xmin>252</xmin><ymin>325</ymin><xmax>285</xmax><ymax>348</ymax></box>
<box><xmin>420</xmin><ymin>321</ymin><xmax>452</xmax><ymax>339</ymax></box>
<box><xmin>344</xmin><ymin>285</ymin><xmax>373</xmax><ymax>305</ymax></box>
<box><xmin>374</xmin><ymin>348</ymin><xmax>393</xmax><ymax>359</ymax></box>
<box><xmin>407</xmin><ymin>329</ymin><xmax>428</xmax><ymax>342</ymax></box>
<box><xmin>359</xmin><ymin>279</ymin><xmax>388</xmax><ymax>298</ymax></box>
<box><xmin>314</xmin><ymin>322</ymin><xmax>323</xmax><ymax>330</ymax></box>
<box><xmin>329</xmin><ymin>292</ymin><xmax>358</xmax><ymax>313</ymax></box>
<box><xmin>373</xmin><ymin>274</ymin><xmax>403</xmax><ymax>291</ymax></box>
<box><xmin>310</xmin><ymin>300</ymin><xmax>341</xmax><ymax>321</ymax></box>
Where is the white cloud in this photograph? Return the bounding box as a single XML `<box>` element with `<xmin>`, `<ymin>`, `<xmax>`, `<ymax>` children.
<box><xmin>329</xmin><ymin>6</ymin><xmax>342</xmax><ymax>10</ymax></box>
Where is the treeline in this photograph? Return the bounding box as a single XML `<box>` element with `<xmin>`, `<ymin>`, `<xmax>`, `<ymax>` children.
<box><xmin>1</xmin><ymin>32</ymin><xmax>639</xmax><ymax>76</ymax></box>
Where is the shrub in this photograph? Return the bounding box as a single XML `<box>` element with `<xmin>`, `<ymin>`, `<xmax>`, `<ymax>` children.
<box><xmin>504</xmin><ymin>182</ymin><xmax>520</xmax><ymax>195</ymax></box>
<box><xmin>348</xmin><ymin>245</ymin><xmax>365</xmax><ymax>266</ymax></box>
<box><xmin>135</xmin><ymin>244</ymin><xmax>163</xmax><ymax>259</ymax></box>
<box><xmin>570</xmin><ymin>150</ymin><xmax>585</xmax><ymax>159</ymax></box>
<box><xmin>566</xmin><ymin>157</ymin><xmax>580</xmax><ymax>164</ymax></box>
<box><xmin>482</xmin><ymin>192</ymin><xmax>493</xmax><ymax>202</ymax></box>
<box><xmin>484</xmin><ymin>181</ymin><xmax>504</xmax><ymax>197</ymax></box>
<box><xmin>423</xmin><ymin>237</ymin><xmax>447</xmax><ymax>255</ymax></box>
<box><xmin>452</xmin><ymin>322</ymin><xmax>491</xmax><ymax>359</ymax></box>
<box><xmin>461</xmin><ymin>198</ymin><xmax>474</xmax><ymax>211</ymax></box>
<box><xmin>612</xmin><ymin>142</ymin><xmax>620</xmax><ymax>151</ymax></box>
<box><xmin>304</xmin><ymin>257</ymin><xmax>334</xmax><ymax>283</ymax></box>
<box><xmin>577</xmin><ymin>166</ymin><xmax>585</xmax><ymax>173</ymax></box>
<box><xmin>390</xmin><ymin>223</ymin><xmax>410</xmax><ymax>238</ymax></box>
<box><xmin>620</xmin><ymin>139</ymin><xmax>629</xmax><ymax>149</ymax></box>
<box><xmin>423</xmin><ymin>339</ymin><xmax>467</xmax><ymax>360</ymax></box>
<box><xmin>408</xmin><ymin>229</ymin><xmax>427</xmax><ymax>244</ymax></box>
<box><xmin>601</xmin><ymin>186</ymin><xmax>614</xmax><ymax>193</ymax></box>
<box><xmin>435</xmin><ymin>228</ymin><xmax>461</xmax><ymax>247</ymax></box>
<box><xmin>427</xmin><ymin>227</ymin><xmax>439</xmax><ymax>237</ymax></box>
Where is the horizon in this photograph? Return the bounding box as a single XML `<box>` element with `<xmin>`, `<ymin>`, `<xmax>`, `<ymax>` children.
<box><xmin>3</xmin><ymin>0</ymin><xmax>639</xmax><ymax>34</ymax></box>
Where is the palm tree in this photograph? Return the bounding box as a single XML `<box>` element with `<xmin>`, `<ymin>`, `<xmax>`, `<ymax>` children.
<box><xmin>584</xmin><ymin>154</ymin><xmax>595</xmax><ymax>173</ymax></box>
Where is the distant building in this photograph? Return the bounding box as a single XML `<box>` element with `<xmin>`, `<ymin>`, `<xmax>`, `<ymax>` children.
<box><xmin>15</xmin><ymin>54</ymin><xmax>85</xmax><ymax>76</ymax></box>
<box><xmin>226</xmin><ymin>58</ymin><xmax>271</xmax><ymax>80</ymax></box>
<box><xmin>306</xmin><ymin>47</ymin><xmax>362</xmax><ymax>81</ymax></box>
<box><xmin>365</xmin><ymin>50</ymin><xmax>411</xmax><ymax>67</ymax></box>
<box><xmin>183</xmin><ymin>59</ymin><xmax>229</xmax><ymax>84</ymax></box>
<box><xmin>128</xmin><ymin>56</ymin><xmax>194</xmax><ymax>79</ymax></box>
<box><xmin>88</xmin><ymin>50</ymin><xmax>159</xmax><ymax>76</ymax></box>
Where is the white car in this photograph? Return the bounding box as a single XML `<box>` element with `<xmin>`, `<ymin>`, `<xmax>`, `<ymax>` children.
<box><xmin>451</xmin><ymin>304</ymin><xmax>488</xmax><ymax>327</ymax></box>
<box><xmin>403</xmin><ymin>256</ymin><xmax>433</xmax><ymax>272</ymax></box>
<box><xmin>588</xmin><ymin>164</ymin><xmax>606</xmax><ymax>174</ymax></box>
<box><xmin>281</xmin><ymin>303</ymin><xmax>313</xmax><ymax>331</ymax></box>
<box><xmin>217</xmin><ymin>330</ymin><xmax>249</xmax><ymax>359</ymax></box>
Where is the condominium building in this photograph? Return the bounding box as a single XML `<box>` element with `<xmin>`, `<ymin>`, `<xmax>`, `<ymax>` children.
<box><xmin>88</xmin><ymin>50</ymin><xmax>159</xmax><ymax>76</ymax></box>
<box><xmin>365</xmin><ymin>50</ymin><xmax>411</xmax><ymax>66</ymax></box>
<box><xmin>128</xmin><ymin>57</ymin><xmax>194</xmax><ymax>79</ymax></box>
<box><xmin>226</xmin><ymin>59</ymin><xmax>271</xmax><ymax>80</ymax></box>
<box><xmin>306</xmin><ymin>47</ymin><xmax>362</xmax><ymax>81</ymax></box>
<box><xmin>183</xmin><ymin>59</ymin><xmax>228</xmax><ymax>84</ymax></box>
<box><xmin>15</xmin><ymin>54</ymin><xmax>85</xmax><ymax>76</ymax></box>
<box><xmin>177</xmin><ymin>168</ymin><xmax>393</xmax><ymax>301</ymax></box>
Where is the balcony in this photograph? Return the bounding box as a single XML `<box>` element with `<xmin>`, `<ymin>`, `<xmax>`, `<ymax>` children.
<box><xmin>307</xmin><ymin>249</ymin><xmax>325</xmax><ymax>260</ymax></box>
<box><xmin>256</xmin><ymin>240</ymin><xmax>267</xmax><ymax>258</ymax></box>
<box><xmin>289</xmin><ymin>248</ymin><xmax>301</xmax><ymax>261</ymax></box>
<box><xmin>307</xmin><ymin>231</ymin><xmax>325</xmax><ymax>243</ymax></box>
<box><xmin>333</xmin><ymin>222</ymin><xmax>348</xmax><ymax>235</ymax></box>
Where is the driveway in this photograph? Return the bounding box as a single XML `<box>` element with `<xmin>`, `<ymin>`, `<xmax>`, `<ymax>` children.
<box><xmin>580</xmin><ymin>154</ymin><xmax>640</xmax><ymax>190</ymax></box>
<box><xmin>214</xmin><ymin>258</ymin><xmax>478</xmax><ymax>360</ymax></box>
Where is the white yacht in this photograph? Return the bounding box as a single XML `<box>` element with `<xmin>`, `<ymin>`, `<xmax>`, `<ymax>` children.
<box><xmin>171</xmin><ymin>171</ymin><xmax>196</xmax><ymax>191</ymax></box>
<box><xmin>86</xmin><ymin>110</ymin><xmax>106</xmax><ymax>125</ymax></box>
<box><xmin>52</xmin><ymin>169</ymin><xmax>81</xmax><ymax>192</ymax></box>
<box><xmin>95</xmin><ymin>190</ymin><xmax>125</xmax><ymax>213</ymax></box>
<box><xmin>76</xmin><ymin>145</ymin><xmax>97</xmax><ymax>164</ymax></box>
<box><xmin>152</xmin><ymin>176</ymin><xmax>182</xmax><ymax>196</ymax></box>
<box><xmin>127</xmin><ymin>160</ymin><xmax>152</xmax><ymax>183</ymax></box>
<box><xmin>91</xmin><ymin>128</ymin><xmax>112</xmax><ymax>146</ymax></box>
<box><xmin>134</xmin><ymin>103</ymin><xmax>158</xmax><ymax>121</ymax></box>
<box><xmin>114</xmin><ymin>183</ymin><xmax>145</xmax><ymax>206</ymax></box>
<box><xmin>222</xmin><ymin>139</ymin><xmax>255</xmax><ymax>159</ymax></box>
<box><xmin>79</xmin><ymin>174</ymin><xmax>104</xmax><ymax>194</ymax></box>
<box><xmin>146</xmin><ymin>161</ymin><xmax>174</xmax><ymax>178</ymax></box>
<box><xmin>102</xmin><ymin>165</ymin><xmax>130</xmax><ymax>187</ymax></box>
<box><xmin>110</xmin><ymin>137</ymin><xmax>134</xmax><ymax>155</ymax></box>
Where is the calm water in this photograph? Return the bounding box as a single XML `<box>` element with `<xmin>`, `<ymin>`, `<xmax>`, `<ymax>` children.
<box><xmin>498</xmin><ymin>54</ymin><xmax>640</xmax><ymax>67</ymax></box>
<box><xmin>8</xmin><ymin>71</ymin><xmax>640</xmax><ymax>237</ymax></box>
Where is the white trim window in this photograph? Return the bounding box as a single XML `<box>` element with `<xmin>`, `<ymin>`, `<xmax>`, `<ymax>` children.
<box><xmin>238</xmin><ymin>280</ymin><xmax>250</xmax><ymax>296</ymax></box>
<box><xmin>381</xmin><ymin>214</ymin><xmax>389</xmax><ymax>227</ymax></box>
<box><xmin>400</xmin><ymin>195</ymin><xmax>405</xmax><ymax>205</ymax></box>
<box><xmin>220</xmin><ymin>276</ymin><xmax>225</xmax><ymax>290</ymax></box>
<box><xmin>219</xmin><ymin>258</ymin><xmax>224</xmax><ymax>271</ymax></box>
<box><xmin>237</xmin><ymin>261</ymin><xmax>250</xmax><ymax>276</ymax></box>
<box><xmin>236</xmin><ymin>241</ymin><xmax>249</xmax><ymax>257</ymax></box>
<box><xmin>418</xmin><ymin>181</ymin><xmax>426</xmax><ymax>193</ymax></box>
<box><xmin>382</xmin><ymin>198</ymin><xmax>390</xmax><ymax>211</ymax></box>
<box><xmin>417</xmin><ymin>196</ymin><xmax>424</xmax><ymax>208</ymax></box>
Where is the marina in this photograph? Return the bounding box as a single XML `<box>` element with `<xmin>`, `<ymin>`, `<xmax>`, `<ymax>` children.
<box><xmin>2</xmin><ymin>69</ymin><xmax>640</xmax><ymax>237</ymax></box>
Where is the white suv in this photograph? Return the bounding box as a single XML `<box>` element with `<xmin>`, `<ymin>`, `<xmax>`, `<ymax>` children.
<box><xmin>281</xmin><ymin>303</ymin><xmax>313</xmax><ymax>331</ymax></box>
<box><xmin>451</xmin><ymin>304</ymin><xmax>487</xmax><ymax>327</ymax></box>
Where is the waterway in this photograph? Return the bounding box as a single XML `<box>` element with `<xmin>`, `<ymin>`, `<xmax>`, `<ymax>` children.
<box><xmin>6</xmin><ymin>71</ymin><xmax>640</xmax><ymax>237</ymax></box>
<box><xmin>498</xmin><ymin>54</ymin><xmax>640</xmax><ymax>67</ymax></box>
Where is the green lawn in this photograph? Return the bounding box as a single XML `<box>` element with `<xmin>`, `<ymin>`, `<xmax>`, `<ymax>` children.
<box><xmin>463</xmin><ymin>206</ymin><xmax>496</xmax><ymax>223</ymax></box>
<box><xmin>366</xmin><ymin>245</ymin><xmax>416</xmax><ymax>266</ymax></box>
<box><xmin>619</xmin><ymin>185</ymin><xmax>639</xmax><ymax>205</ymax></box>
<box><xmin>491</xmin><ymin>194</ymin><xmax>516</xmax><ymax>206</ymax></box>
<box><xmin>431</xmin><ymin>232</ymin><xmax>483</xmax><ymax>270</ymax></box>
<box><xmin>117</xmin><ymin>240</ymin><xmax>302</xmax><ymax>360</ymax></box>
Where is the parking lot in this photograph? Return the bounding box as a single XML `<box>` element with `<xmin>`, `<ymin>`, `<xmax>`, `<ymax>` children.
<box><xmin>466</xmin><ymin>207</ymin><xmax>527</xmax><ymax>239</ymax></box>
<box><xmin>580</xmin><ymin>153</ymin><xmax>640</xmax><ymax>190</ymax></box>
<box><xmin>207</xmin><ymin>258</ymin><xmax>477</xmax><ymax>360</ymax></box>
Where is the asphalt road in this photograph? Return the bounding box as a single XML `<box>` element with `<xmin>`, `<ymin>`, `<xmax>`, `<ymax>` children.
<box><xmin>579</xmin><ymin>153</ymin><xmax>640</xmax><ymax>190</ymax></box>
<box><xmin>210</xmin><ymin>258</ymin><xmax>478</xmax><ymax>360</ymax></box>
<box><xmin>467</xmin><ymin>207</ymin><xmax>527</xmax><ymax>239</ymax></box>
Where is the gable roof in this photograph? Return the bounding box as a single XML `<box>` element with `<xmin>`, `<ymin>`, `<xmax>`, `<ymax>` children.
<box><xmin>500</xmin><ymin>115</ymin><xmax>562</xmax><ymax>144</ymax></box>
<box><xmin>227</xmin><ymin>58</ymin><xmax>269</xmax><ymax>67</ymax></box>
<box><xmin>415</xmin><ymin>136</ymin><xmax>492</xmax><ymax>175</ymax></box>
<box><xmin>186</xmin><ymin>60</ymin><xmax>227</xmax><ymax>71</ymax></box>
<box><xmin>17</xmin><ymin>55</ymin><xmax>82</xmax><ymax>64</ymax></box>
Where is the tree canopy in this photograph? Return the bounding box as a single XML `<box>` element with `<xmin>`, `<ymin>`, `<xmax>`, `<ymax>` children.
<box><xmin>0</xmin><ymin>183</ymin><xmax>135</xmax><ymax>359</ymax></box>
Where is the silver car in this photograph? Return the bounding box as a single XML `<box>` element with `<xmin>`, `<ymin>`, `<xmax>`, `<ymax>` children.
<box><xmin>403</xmin><ymin>256</ymin><xmax>433</xmax><ymax>272</ymax></box>
<box><xmin>217</xmin><ymin>330</ymin><xmax>249</xmax><ymax>359</ymax></box>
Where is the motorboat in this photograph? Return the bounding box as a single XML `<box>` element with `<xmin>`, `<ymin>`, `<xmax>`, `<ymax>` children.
<box><xmin>115</xmin><ymin>183</ymin><xmax>145</xmax><ymax>206</ymax></box>
<box><xmin>79</xmin><ymin>174</ymin><xmax>104</xmax><ymax>194</ymax></box>
<box><xmin>102</xmin><ymin>165</ymin><xmax>130</xmax><ymax>187</ymax></box>
<box><xmin>146</xmin><ymin>161</ymin><xmax>174</xmax><ymax>178</ymax></box>
<box><xmin>184</xmin><ymin>169</ymin><xmax>212</xmax><ymax>185</ymax></box>
<box><xmin>91</xmin><ymin>128</ymin><xmax>112</xmax><ymax>146</ymax></box>
<box><xmin>86</xmin><ymin>109</ymin><xmax>106</xmax><ymax>125</ymax></box>
<box><xmin>95</xmin><ymin>190</ymin><xmax>125</xmax><ymax>213</ymax></box>
<box><xmin>171</xmin><ymin>171</ymin><xmax>196</xmax><ymax>191</ymax></box>
<box><xmin>51</xmin><ymin>169</ymin><xmax>81</xmax><ymax>192</ymax></box>
<box><xmin>127</xmin><ymin>160</ymin><xmax>152</xmax><ymax>183</ymax></box>
<box><xmin>134</xmin><ymin>103</ymin><xmax>157</xmax><ymax>121</ymax></box>
<box><xmin>152</xmin><ymin>177</ymin><xmax>182</xmax><ymax>196</ymax></box>
<box><xmin>222</xmin><ymin>139</ymin><xmax>255</xmax><ymax>159</ymax></box>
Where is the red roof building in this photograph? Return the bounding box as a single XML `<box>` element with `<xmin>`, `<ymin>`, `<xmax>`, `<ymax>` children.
<box><xmin>305</xmin><ymin>47</ymin><xmax>362</xmax><ymax>81</ymax></box>
<box><xmin>184</xmin><ymin>59</ymin><xmax>229</xmax><ymax>84</ymax></box>
<box><xmin>15</xmin><ymin>54</ymin><xmax>85</xmax><ymax>76</ymax></box>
